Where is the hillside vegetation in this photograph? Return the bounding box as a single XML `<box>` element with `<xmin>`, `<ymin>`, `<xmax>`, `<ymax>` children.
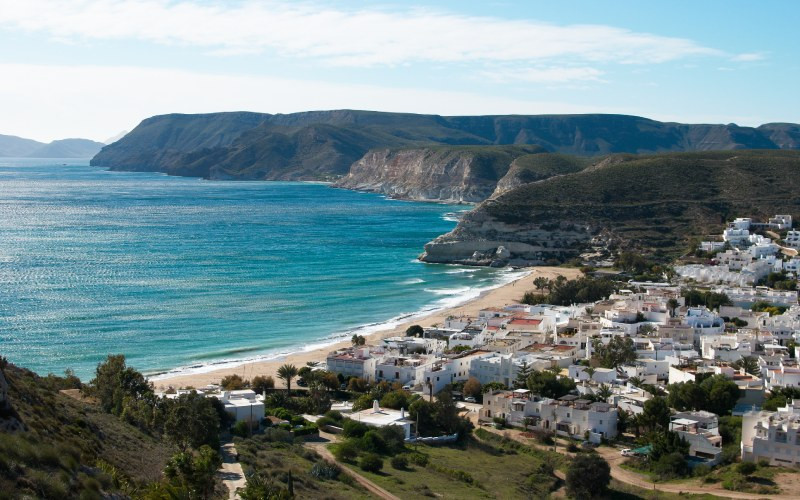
<box><xmin>424</xmin><ymin>150</ymin><xmax>800</xmax><ymax>265</ymax></box>
<box><xmin>0</xmin><ymin>362</ymin><xmax>173</xmax><ymax>499</ymax></box>
<box><xmin>486</xmin><ymin>150</ymin><xmax>800</xmax><ymax>257</ymax></box>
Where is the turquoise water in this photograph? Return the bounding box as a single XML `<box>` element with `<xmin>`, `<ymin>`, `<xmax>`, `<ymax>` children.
<box><xmin>0</xmin><ymin>159</ymin><xmax>518</xmax><ymax>379</ymax></box>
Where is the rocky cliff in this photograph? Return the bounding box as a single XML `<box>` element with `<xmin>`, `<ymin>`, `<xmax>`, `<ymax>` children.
<box><xmin>421</xmin><ymin>150</ymin><xmax>800</xmax><ymax>266</ymax></box>
<box><xmin>334</xmin><ymin>145</ymin><xmax>542</xmax><ymax>202</ymax></box>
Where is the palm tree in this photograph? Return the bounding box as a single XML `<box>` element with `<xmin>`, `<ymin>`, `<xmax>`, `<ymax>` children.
<box><xmin>667</xmin><ymin>298</ymin><xmax>679</xmax><ymax>318</ymax></box>
<box><xmin>277</xmin><ymin>364</ymin><xmax>299</xmax><ymax>395</ymax></box>
<box><xmin>628</xmin><ymin>376</ymin><xmax>644</xmax><ymax>388</ymax></box>
<box><xmin>596</xmin><ymin>384</ymin><xmax>613</xmax><ymax>402</ymax></box>
<box><xmin>736</xmin><ymin>356</ymin><xmax>760</xmax><ymax>376</ymax></box>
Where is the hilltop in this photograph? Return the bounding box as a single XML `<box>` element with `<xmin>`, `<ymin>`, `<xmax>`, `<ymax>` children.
<box><xmin>0</xmin><ymin>134</ymin><xmax>105</xmax><ymax>158</ymax></box>
<box><xmin>421</xmin><ymin>150</ymin><xmax>800</xmax><ymax>266</ymax></box>
<box><xmin>90</xmin><ymin>111</ymin><xmax>800</xmax><ymax>182</ymax></box>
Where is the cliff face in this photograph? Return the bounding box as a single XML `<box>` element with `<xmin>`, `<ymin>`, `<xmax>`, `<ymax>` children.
<box><xmin>420</xmin><ymin>207</ymin><xmax>593</xmax><ymax>267</ymax></box>
<box><xmin>91</xmin><ymin>110</ymin><xmax>800</xmax><ymax>185</ymax></box>
<box><xmin>334</xmin><ymin>145</ymin><xmax>541</xmax><ymax>202</ymax></box>
<box><xmin>422</xmin><ymin>150</ymin><xmax>800</xmax><ymax>266</ymax></box>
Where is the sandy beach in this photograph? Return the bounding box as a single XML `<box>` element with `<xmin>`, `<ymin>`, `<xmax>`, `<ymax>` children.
<box><xmin>152</xmin><ymin>266</ymin><xmax>583</xmax><ymax>391</ymax></box>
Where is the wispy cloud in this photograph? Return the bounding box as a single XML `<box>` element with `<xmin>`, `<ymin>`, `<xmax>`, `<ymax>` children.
<box><xmin>0</xmin><ymin>0</ymin><xmax>723</xmax><ymax>74</ymax></box>
<box><xmin>481</xmin><ymin>67</ymin><xmax>605</xmax><ymax>84</ymax></box>
<box><xmin>731</xmin><ymin>52</ymin><xmax>766</xmax><ymax>62</ymax></box>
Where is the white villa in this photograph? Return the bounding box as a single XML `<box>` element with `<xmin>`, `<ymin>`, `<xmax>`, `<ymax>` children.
<box><xmin>742</xmin><ymin>399</ymin><xmax>800</xmax><ymax>466</ymax></box>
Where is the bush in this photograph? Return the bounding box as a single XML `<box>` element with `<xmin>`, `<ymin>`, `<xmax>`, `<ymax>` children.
<box><xmin>360</xmin><ymin>431</ymin><xmax>387</xmax><ymax>454</ymax></box>
<box><xmin>332</xmin><ymin>440</ymin><xmax>359</xmax><ymax>462</ymax></box>
<box><xmin>315</xmin><ymin>416</ymin><xmax>336</xmax><ymax>429</ymax></box>
<box><xmin>737</xmin><ymin>461</ymin><xmax>757</xmax><ymax>475</ymax></box>
<box><xmin>390</xmin><ymin>455</ymin><xmax>408</xmax><ymax>470</ymax></box>
<box><xmin>758</xmin><ymin>458</ymin><xmax>770</xmax><ymax>468</ymax></box>
<box><xmin>566</xmin><ymin>442</ymin><xmax>579</xmax><ymax>453</ymax></box>
<box><xmin>566</xmin><ymin>453</ymin><xmax>610</xmax><ymax>499</ymax></box>
<box><xmin>232</xmin><ymin>420</ymin><xmax>251</xmax><ymax>438</ymax></box>
<box><xmin>359</xmin><ymin>453</ymin><xmax>383</xmax><ymax>473</ymax></box>
<box><xmin>342</xmin><ymin>419</ymin><xmax>370</xmax><ymax>438</ymax></box>
<box><xmin>293</xmin><ymin>424</ymin><xmax>318</xmax><ymax>437</ymax></box>
<box><xmin>310</xmin><ymin>460</ymin><xmax>341</xmax><ymax>480</ymax></box>
<box><xmin>408</xmin><ymin>452</ymin><xmax>429</xmax><ymax>467</ymax></box>
<box><xmin>220</xmin><ymin>374</ymin><xmax>248</xmax><ymax>390</ymax></box>
<box><xmin>290</xmin><ymin>416</ymin><xmax>306</xmax><ymax>426</ymax></box>
<box><xmin>653</xmin><ymin>452</ymin><xmax>690</xmax><ymax>480</ymax></box>
<box><xmin>324</xmin><ymin>410</ymin><xmax>344</xmax><ymax>422</ymax></box>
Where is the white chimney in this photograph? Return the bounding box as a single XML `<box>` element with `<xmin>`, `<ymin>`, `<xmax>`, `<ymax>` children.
<box><xmin>372</xmin><ymin>399</ymin><xmax>380</xmax><ymax>412</ymax></box>
<box><xmin>400</xmin><ymin>407</ymin><xmax>405</xmax><ymax>418</ymax></box>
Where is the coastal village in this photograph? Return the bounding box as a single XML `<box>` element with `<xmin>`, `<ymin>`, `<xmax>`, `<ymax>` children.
<box><xmin>141</xmin><ymin>214</ymin><xmax>800</xmax><ymax>498</ymax></box>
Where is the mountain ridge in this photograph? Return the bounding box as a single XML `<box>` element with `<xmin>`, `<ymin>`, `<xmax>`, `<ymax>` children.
<box><xmin>0</xmin><ymin>134</ymin><xmax>105</xmax><ymax>158</ymax></box>
<box><xmin>90</xmin><ymin>110</ymin><xmax>800</xmax><ymax>183</ymax></box>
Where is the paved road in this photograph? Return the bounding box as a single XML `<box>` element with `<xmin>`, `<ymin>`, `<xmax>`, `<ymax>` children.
<box><xmin>218</xmin><ymin>440</ymin><xmax>246</xmax><ymax>499</ymax></box>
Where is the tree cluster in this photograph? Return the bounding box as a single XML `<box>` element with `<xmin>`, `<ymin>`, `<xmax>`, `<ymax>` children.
<box><xmin>591</xmin><ymin>336</ymin><xmax>637</xmax><ymax>369</ymax></box>
<box><xmin>681</xmin><ymin>289</ymin><xmax>732</xmax><ymax>310</ymax></box>
<box><xmin>666</xmin><ymin>374</ymin><xmax>741</xmax><ymax>416</ymax></box>
<box><xmin>523</xmin><ymin>276</ymin><xmax>617</xmax><ymax>306</ymax></box>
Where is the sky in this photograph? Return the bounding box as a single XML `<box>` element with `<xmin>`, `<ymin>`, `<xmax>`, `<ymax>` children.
<box><xmin>0</xmin><ymin>0</ymin><xmax>797</xmax><ymax>142</ymax></box>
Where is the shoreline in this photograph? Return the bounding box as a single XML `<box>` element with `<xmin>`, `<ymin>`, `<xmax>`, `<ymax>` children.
<box><xmin>151</xmin><ymin>266</ymin><xmax>582</xmax><ymax>391</ymax></box>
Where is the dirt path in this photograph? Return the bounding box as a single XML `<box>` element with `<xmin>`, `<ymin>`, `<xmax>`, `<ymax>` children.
<box><xmin>304</xmin><ymin>433</ymin><xmax>400</xmax><ymax>500</ymax></box>
<box><xmin>218</xmin><ymin>440</ymin><xmax>246</xmax><ymax>499</ymax></box>
<box><xmin>477</xmin><ymin>424</ymin><xmax>796</xmax><ymax>500</ymax></box>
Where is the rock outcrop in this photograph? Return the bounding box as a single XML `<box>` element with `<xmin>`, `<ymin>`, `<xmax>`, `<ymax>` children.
<box><xmin>334</xmin><ymin>146</ymin><xmax>540</xmax><ymax>202</ymax></box>
<box><xmin>420</xmin><ymin>205</ymin><xmax>593</xmax><ymax>267</ymax></box>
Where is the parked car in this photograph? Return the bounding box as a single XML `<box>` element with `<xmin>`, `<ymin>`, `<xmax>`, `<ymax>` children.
<box><xmin>464</xmin><ymin>396</ymin><xmax>477</xmax><ymax>403</ymax></box>
<box><xmin>581</xmin><ymin>440</ymin><xmax>597</xmax><ymax>449</ymax></box>
<box><xmin>620</xmin><ymin>448</ymin><xmax>634</xmax><ymax>456</ymax></box>
<box><xmin>402</xmin><ymin>384</ymin><xmax>414</xmax><ymax>391</ymax></box>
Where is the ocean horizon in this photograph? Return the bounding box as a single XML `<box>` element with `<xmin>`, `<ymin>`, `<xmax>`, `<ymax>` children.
<box><xmin>0</xmin><ymin>158</ymin><xmax>520</xmax><ymax>380</ymax></box>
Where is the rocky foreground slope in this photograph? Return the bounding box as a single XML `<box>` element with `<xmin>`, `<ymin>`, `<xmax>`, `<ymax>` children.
<box><xmin>91</xmin><ymin>111</ymin><xmax>800</xmax><ymax>184</ymax></box>
<box><xmin>420</xmin><ymin>150</ymin><xmax>800</xmax><ymax>266</ymax></box>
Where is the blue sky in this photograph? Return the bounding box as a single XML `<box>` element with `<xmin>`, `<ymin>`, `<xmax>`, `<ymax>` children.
<box><xmin>0</xmin><ymin>0</ymin><xmax>796</xmax><ymax>142</ymax></box>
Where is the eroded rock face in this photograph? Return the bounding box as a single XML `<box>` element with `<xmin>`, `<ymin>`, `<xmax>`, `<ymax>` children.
<box><xmin>419</xmin><ymin>208</ymin><xmax>593</xmax><ymax>267</ymax></box>
<box><xmin>335</xmin><ymin>148</ymin><xmax>512</xmax><ymax>203</ymax></box>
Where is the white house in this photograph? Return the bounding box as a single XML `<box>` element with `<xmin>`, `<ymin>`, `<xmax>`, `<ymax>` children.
<box><xmin>326</xmin><ymin>347</ymin><xmax>382</xmax><ymax>382</ymax></box>
<box><xmin>670</xmin><ymin>411</ymin><xmax>723</xmax><ymax>465</ymax></box>
<box><xmin>742</xmin><ymin>399</ymin><xmax>800</xmax><ymax>466</ymax></box>
<box><xmin>349</xmin><ymin>400</ymin><xmax>414</xmax><ymax>439</ymax></box>
<box><xmin>480</xmin><ymin>392</ymin><xmax>618</xmax><ymax>441</ymax></box>
<box><xmin>785</xmin><ymin>230</ymin><xmax>800</xmax><ymax>250</ymax></box>
<box><xmin>217</xmin><ymin>390</ymin><xmax>265</xmax><ymax>424</ymax></box>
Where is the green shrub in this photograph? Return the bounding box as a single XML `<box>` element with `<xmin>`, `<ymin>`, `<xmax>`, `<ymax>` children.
<box><xmin>342</xmin><ymin>419</ymin><xmax>369</xmax><ymax>438</ymax></box>
<box><xmin>390</xmin><ymin>455</ymin><xmax>408</xmax><ymax>470</ymax></box>
<box><xmin>408</xmin><ymin>452</ymin><xmax>429</xmax><ymax>467</ymax></box>
<box><xmin>310</xmin><ymin>460</ymin><xmax>341</xmax><ymax>480</ymax></box>
<box><xmin>293</xmin><ymin>424</ymin><xmax>318</xmax><ymax>437</ymax></box>
<box><xmin>359</xmin><ymin>453</ymin><xmax>383</xmax><ymax>473</ymax></box>
<box><xmin>315</xmin><ymin>416</ymin><xmax>335</xmax><ymax>429</ymax></box>
<box><xmin>758</xmin><ymin>458</ymin><xmax>770</xmax><ymax>467</ymax></box>
<box><xmin>737</xmin><ymin>461</ymin><xmax>757</xmax><ymax>475</ymax></box>
<box><xmin>290</xmin><ymin>416</ymin><xmax>306</xmax><ymax>426</ymax></box>
<box><xmin>360</xmin><ymin>431</ymin><xmax>387</xmax><ymax>454</ymax></box>
<box><xmin>566</xmin><ymin>442</ymin><xmax>579</xmax><ymax>453</ymax></box>
<box><xmin>332</xmin><ymin>441</ymin><xmax>359</xmax><ymax>462</ymax></box>
<box><xmin>324</xmin><ymin>410</ymin><xmax>343</xmax><ymax>422</ymax></box>
<box><xmin>232</xmin><ymin>421</ymin><xmax>250</xmax><ymax>437</ymax></box>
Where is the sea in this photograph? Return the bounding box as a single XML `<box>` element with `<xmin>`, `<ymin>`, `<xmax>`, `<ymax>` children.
<box><xmin>0</xmin><ymin>159</ymin><xmax>524</xmax><ymax>380</ymax></box>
